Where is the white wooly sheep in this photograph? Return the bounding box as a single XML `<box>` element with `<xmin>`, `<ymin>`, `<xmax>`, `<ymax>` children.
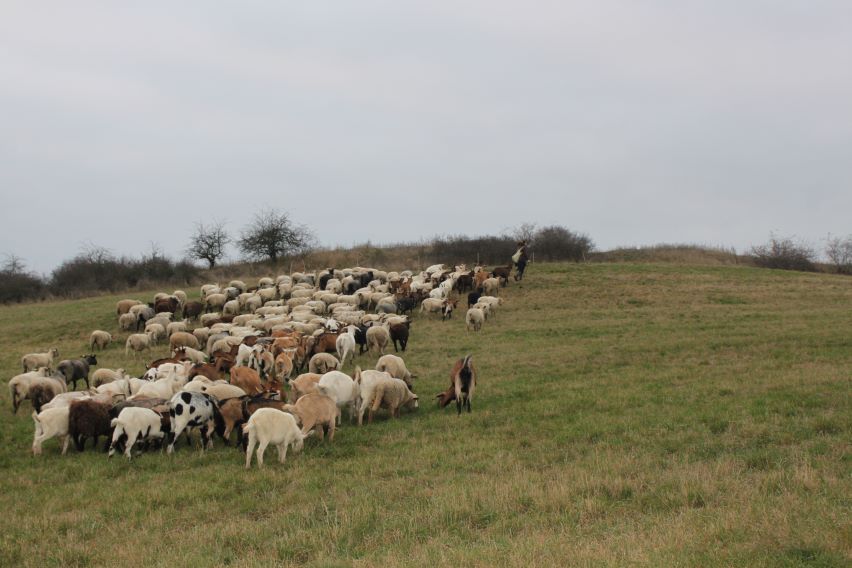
<box><xmin>366</xmin><ymin>377</ymin><xmax>418</xmax><ymax>422</ymax></box>
<box><xmin>200</xmin><ymin>284</ymin><xmax>220</xmax><ymax>298</ymax></box>
<box><xmin>96</xmin><ymin>378</ymin><xmax>133</xmax><ymax>399</ymax></box>
<box><xmin>308</xmin><ymin>353</ymin><xmax>340</xmax><ymax>375</ymax></box>
<box><xmin>244</xmin><ymin>296</ymin><xmax>263</xmax><ymax>313</ymax></box>
<box><xmin>482</xmin><ymin>277</ymin><xmax>501</xmax><ymax>296</ymax></box>
<box><xmin>21</xmin><ymin>348</ymin><xmax>60</xmax><ymax>373</ymax></box>
<box><xmin>375</xmin><ymin>297</ymin><xmax>397</xmax><ymax>315</ymax></box>
<box><xmin>337</xmin><ymin>294</ymin><xmax>359</xmax><ymax>307</ymax></box>
<box><xmin>194</xmin><ymin>382</ymin><xmax>247</xmax><ymax>402</ymax></box>
<box><xmin>40</xmin><ymin>391</ymin><xmax>92</xmax><ymax>411</ymax></box>
<box><xmin>473</xmin><ymin>301</ymin><xmax>492</xmax><ymax>320</ymax></box>
<box><xmin>89</xmin><ymin>330</ymin><xmax>112</xmax><ymax>351</ymax></box>
<box><xmin>466</xmin><ymin>308</ymin><xmax>485</xmax><ymax>332</ymax></box>
<box><xmin>242</xmin><ymin>408</ymin><xmax>309</xmax><ymax>469</ymax></box>
<box><xmin>228</xmin><ymin>280</ymin><xmax>247</xmax><ymax>293</ymax></box>
<box><xmin>193</xmin><ymin>327</ymin><xmax>211</xmax><ymax>347</ymax></box>
<box><xmin>205</xmin><ymin>293</ymin><xmax>228</xmax><ymax>312</ymax></box>
<box><xmin>9</xmin><ymin>368</ymin><xmax>50</xmax><ymax>413</ymax></box>
<box><xmin>32</xmin><ymin>407</ymin><xmax>71</xmax><ymax>455</ymax></box>
<box><xmin>92</xmin><ymin>368</ymin><xmax>128</xmax><ymax>387</ymax></box>
<box><xmin>290</xmin><ymin>289</ymin><xmax>314</xmax><ymax>299</ymax></box>
<box><xmin>237</xmin><ymin>292</ymin><xmax>255</xmax><ymax>307</ymax></box>
<box><xmin>166</xmin><ymin>320</ymin><xmax>189</xmax><ymax>337</ymax></box>
<box><xmin>317</xmin><ymin>371</ymin><xmax>358</xmax><ymax>424</ymax></box>
<box><xmin>154</xmin><ymin>362</ymin><xmax>192</xmax><ymax>381</ymax></box>
<box><xmin>419</xmin><ymin>298</ymin><xmax>445</xmax><ymax>315</ymax></box>
<box><xmin>108</xmin><ymin>407</ymin><xmax>165</xmax><ymax>460</ymax></box>
<box><xmin>209</xmin><ymin>336</ymin><xmax>242</xmax><ymax>355</ymax></box>
<box><xmin>336</xmin><ymin>326</ymin><xmax>358</xmax><ymax>368</ymax></box>
<box><xmin>375</xmin><ymin>354</ymin><xmax>414</xmax><ymax>387</ymax></box>
<box><xmin>145</xmin><ymin>323</ymin><xmax>166</xmax><ymax>345</ymax></box>
<box><xmin>366</xmin><ymin>324</ymin><xmax>390</xmax><ymax>355</ymax></box>
<box><xmin>125</xmin><ymin>333</ymin><xmax>152</xmax><ymax>356</ymax></box>
<box><xmin>148</xmin><ymin>314</ymin><xmax>172</xmax><ymax>329</ymax></box>
<box><xmin>222</xmin><ymin>299</ymin><xmax>241</xmax><ymax>317</ymax></box>
<box><xmin>173</xmin><ymin>290</ymin><xmax>187</xmax><ymax>307</ymax></box>
<box><xmin>200</xmin><ymin>312</ymin><xmax>221</xmax><ymax>327</ymax></box>
<box><xmin>476</xmin><ymin>295</ymin><xmax>503</xmax><ymax>308</ymax></box>
<box><xmin>325</xmin><ymin>279</ymin><xmax>343</xmax><ymax>294</ymax></box>
<box><xmin>118</xmin><ymin>313</ymin><xmax>138</xmax><ymax>331</ymax></box>
<box><xmin>257</xmin><ymin>287</ymin><xmax>277</xmax><ymax>303</ymax></box>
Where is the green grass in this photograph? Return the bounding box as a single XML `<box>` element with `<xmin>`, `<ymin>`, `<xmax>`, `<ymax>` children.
<box><xmin>0</xmin><ymin>262</ymin><xmax>850</xmax><ymax>566</ymax></box>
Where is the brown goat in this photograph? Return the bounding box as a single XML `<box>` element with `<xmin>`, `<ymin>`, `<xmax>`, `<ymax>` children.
<box><xmin>230</xmin><ymin>366</ymin><xmax>263</xmax><ymax>395</ymax></box>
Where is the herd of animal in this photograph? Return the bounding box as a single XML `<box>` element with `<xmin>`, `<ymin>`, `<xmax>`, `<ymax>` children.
<box><xmin>11</xmin><ymin>262</ymin><xmax>515</xmax><ymax>468</ymax></box>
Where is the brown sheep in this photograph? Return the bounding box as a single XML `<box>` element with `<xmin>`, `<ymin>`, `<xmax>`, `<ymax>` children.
<box><xmin>116</xmin><ymin>299</ymin><xmax>141</xmax><ymax>316</ymax></box>
<box><xmin>68</xmin><ymin>399</ymin><xmax>113</xmax><ymax>451</ymax></box>
<box><xmin>169</xmin><ymin>331</ymin><xmax>200</xmax><ymax>351</ymax></box>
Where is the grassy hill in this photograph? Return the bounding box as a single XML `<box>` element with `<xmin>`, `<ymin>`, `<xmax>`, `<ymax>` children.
<box><xmin>0</xmin><ymin>262</ymin><xmax>849</xmax><ymax>566</ymax></box>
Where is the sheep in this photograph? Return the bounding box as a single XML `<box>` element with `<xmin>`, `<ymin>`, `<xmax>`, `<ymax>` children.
<box><xmin>55</xmin><ymin>355</ymin><xmax>97</xmax><ymax>391</ymax></box>
<box><xmin>173</xmin><ymin>346</ymin><xmax>207</xmax><ymax>365</ymax></box>
<box><xmin>229</xmin><ymin>280</ymin><xmax>247</xmax><ymax>293</ymax></box>
<box><xmin>116</xmin><ymin>299</ymin><xmax>142</xmax><ymax>316</ymax></box>
<box><xmin>281</xmin><ymin>393</ymin><xmax>339</xmax><ymax>441</ymax></box>
<box><xmin>375</xmin><ymin>354</ymin><xmax>415</xmax><ymax>388</ymax></box>
<box><xmin>166</xmin><ymin>320</ymin><xmax>188</xmax><ymax>337</ymax></box>
<box><xmin>309</xmin><ymin>352</ymin><xmax>340</xmax><ymax>375</ymax></box>
<box><xmin>419</xmin><ymin>298</ymin><xmax>445</xmax><ymax>316</ymax></box>
<box><xmin>68</xmin><ymin>399</ymin><xmax>113</xmax><ymax>451</ymax></box>
<box><xmin>108</xmin><ymin>407</ymin><xmax>166</xmax><ymax>460</ymax></box>
<box><xmin>482</xmin><ymin>277</ymin><xmax>501</xmax><ymax>296</ymax></box>
<box><xmin>8</xmin><ymin>368</ymin><xmax>49</xmax><ymax>413</ymax></box>
<box><xmin>465</xmin><ymin>308</ymin><xmax>485</xmax><ymax>332</ymax></box>
<box><xmin>89</xmin><ymin>330</ymin><xmax>112</xmax><ymax>351</ymax></box>
<box><xmin>288</xmin><ymin>373</ymin><xmax>322</xmax><ymax>403</ymax></box>
<box><xmin>317</xmin><ymin>370</ymin><xmax>358</xmax><ymax>424</ymax></box>
<box><xmin>32</xmin><ymin>407</ymin><xmax>71</xmax><ymax>456</ymax></box>
<box><xmin>366</xmin><ymin>324</ymin><xmax>390</xmax><ymax>355</ymax></box>
<box><xmin>205</xmin><ymin>293</ymin><xmax>228</xmax><ymax>313</ymax></box>
<box><xmin>129</xmin><ymin>373</ymin><xmax>188</xmax><ymax>401</ymax></box>
<box><xmin>91</xmin><ymin>368</ymin><xmax>126</xmax><ymax>387</ymax></box>
<box><xmin>125</xmin><ymin>333</ymin><xmax>152</xmax><ymax>356</ymax></box>
<box><xmin>472</xmin><ymin>301</ymin><xmax>492</xmax><ymax>320</ymax></box>
<box><xmin>366</xmin><ymin>377</ymin><xmax>418</xmax><ymax>423</ymax></box>
<box><xmin>144</xmin><ymin>323</ymin><xmax>166</xmax><ymax>345</ymax></box>
<box><xmin>28</xmin><ymin>383</ymin><xmax>57</xmax><ymax>413</ymax></box>
<box><xmin>217</xmin><ymin>394</ymin><xmax>286</xmax><ymax>444</ymax></box>
<box><xmin>197</xmin><ymin>383</ymin><xmax>247</xmax><ymax>402</ymax></box>
<box><xmin>167</xmin><ymin>391</ymin><xmax>219</xmax><ymax>454</ymax></box>
<box><xmin>389</xmin><ymin>321</ymin><xmax>410</xmax><ymax>353</ymax></box>
<box><xmin>40</xmin><ymin>391</ymin><xmax>94</xmax><ymax>411</ymax></box>
<box><xmin>241</xmin><ymin>408</ymin><xmax>307</xmax><ymax>468</ymax></box>
<box><xmin>169</xmin><ymin>331</ymin><xmax>201</xmax><ymax>351</ymax></box>
<box><xmin>21</xmin><ymin>347</ymin><xmax>59</xmax><ymax>373</ymax></box>
<box><xmin>16</xmin><ymin>371</ymin><xmax>67</xmax><ymax>414</ymax></box>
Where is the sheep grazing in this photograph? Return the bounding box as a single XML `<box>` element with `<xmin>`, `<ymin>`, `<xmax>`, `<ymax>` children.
<box><xmin>169</xmin><ymin>331</ymin><xmax>201</xmax><ymax>352</ymax></box>
<box><xmin>366</xmin><ymin>377</ymin><xmax>418</xmax><ymax>423</ymax></box>
<box><xmin>308</xmin><ymin>352</ymin><xmax>340</xmax><ymax>375</ymax></box>
<box><xmin>482</xmin><ymin>277</ymin><xmax>501</xmax><ymax>297</ymax></box>
<box><xmin>89</xmin><ymin>330</ymin><xmax>112</xmax><ymax>351</ymax></box>
<box><xmin>167</xmin><ymin>391</ymin><xmax>220</xmax><ymax>454</ymax></box>
<box><xmin>365</xmin><ymin>325</ymin><xmax>390</xmax><ymax>355</ymax></box>
<box><xmin>242</xmin><ymin>408</ymin><xmax>309</xmax><ymax>469</ymax></box>
<box><xmin>388</xmin><ymin>321</ymin><xmax>410</xmax><ymax>353</ymax></box>
<box><xmin>28</xmin><ymin>383</ymin><xmax>57</xmax><ymax>413</ymax></box>
<box><xmin>56</xmin><ymin>355</ymin><xmax>97</xmax><ymax>390</ymax></box>
<box><xmin>183</xmin><ymin>301</ymin><xmax>204</xmax><ymax>322</ymax></box>
<box><xmin>465</xmin><ymin>308</ymin><xmax>485</xmax><ymax>332</ymax></box>
<box><xmin>68</xmin><ymin>399</ymin><xmax>114</xmax><ymax>451</ymax></box>
<box><xmin>282</xmin><ymin>393</ymin><xmax>340</xmax><ymax>442</ymax></box>
<box><xmin>108</xmin><ymin>407</ymin><xmax>166</xmax><ymax>460</ymax></box>
<box><xmin>125</xmin><ymin>333</ymin><xmax>152</xmax><ymax>356</ymax></box>
<box><xmin>8</xmin><ymin>368</ymin><xmax>48</xmax><ymax>413</ymax></box>
<box><xmin>118</xmin><ymin>313</ymin><xmax>138</xmax><ymax>331</ymax></box>
<box><xmin>375</xmin><ymin>354</ymin><xmax>415</xmax><ymax>388</ymax></box>
<box><xmin>32</xmin><ymin>407</ymin><xmax>71</xmax><ymax>456</ymax></box>
<box><xmin>21</xmin><ymin>347</ymin><xmax>59</xmax><ymax>373</ymax></box>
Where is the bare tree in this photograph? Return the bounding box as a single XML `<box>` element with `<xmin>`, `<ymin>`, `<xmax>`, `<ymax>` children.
<box><xmin>750</xmin><ymin>234</ymin><xmax>817</xmax><ymax>272</ymax></box>
<box><xmin>825</xmin><ymin>234</ymin><xmax>852</xmax><ymax>274</ymax></box>
<box><xmin>238</xmin><ymin>209</ymin><xmax>313</xmax><ymax>264</ymax></box>
<box><xmin>187</xmin><ymin>220</ymin><xmax>230</xmax><ymax>269</ymax></box>
<box><xmin>1</xmin><ymin>253</ymin><xmax>26</xmax><ymax>274</ymax></box>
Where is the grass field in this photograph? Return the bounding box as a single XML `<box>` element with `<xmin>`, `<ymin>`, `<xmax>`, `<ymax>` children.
<box><xmin>0</xmin><ymin>262</ymin><xmax>849</xmax><ymax>567</ymax></box>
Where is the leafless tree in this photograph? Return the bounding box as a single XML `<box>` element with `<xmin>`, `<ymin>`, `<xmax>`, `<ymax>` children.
<box><xmin>238</xmin><ymin>209</ymin><xmax>314</xmax><ymax>264</ymax></box>
<box><xmin>187</xmin><ymin>220</ymin><xmax>230</xmax><ymax>269</ymax></box>
<box><xmin>825</xmin><ymin>234</ymin><xmax>852</xmax><ymax>274</ymax></box>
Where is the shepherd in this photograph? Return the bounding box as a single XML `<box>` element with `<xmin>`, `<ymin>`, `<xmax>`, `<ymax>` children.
<box><xmin>512</xmin><ymin>240</ymin><xmax>529</xmax><ymax>281</ymax></box>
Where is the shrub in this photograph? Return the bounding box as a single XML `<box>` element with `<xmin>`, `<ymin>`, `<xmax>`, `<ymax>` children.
<box><xmin>750</xmin><ymin>235</ymin><xmax>817</xmax><ymax>272</ymax></box>
<box><xmin>825</xmin><ymin>234</ymin><xmax>852</xmax><ymax>274</ymax></box>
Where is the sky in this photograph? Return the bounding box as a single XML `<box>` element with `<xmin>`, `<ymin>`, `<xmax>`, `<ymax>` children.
<box><xmin>2</xmin><ymin>1</ymin><xmax>851</xmax><ymax>275</ymax></box>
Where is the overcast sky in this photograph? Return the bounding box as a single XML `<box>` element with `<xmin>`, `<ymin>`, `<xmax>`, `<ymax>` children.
<box><xmin>2</xmin><ymin>2</ymin><xmax>851</xmax><ymax>274</ymax></box>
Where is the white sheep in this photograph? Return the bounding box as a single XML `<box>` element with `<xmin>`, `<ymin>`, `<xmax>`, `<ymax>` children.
<box><xmin>366</xmin><ymin>324</ymin><xmax>390</xmax><ymax>355</ymax></box>
<box><xmin>118</xmin><ymin>313</ymin><xmax>138</xmax><ymax>331</ymax></box>
<box><xmin>89</xmin><ymin>330</ymin><xmax>112</xmax><ymax>351</ymax></box>
<box><xmin>353</xmin><ymin>368</ymin><xmax>394</xmax><ymax>426</ymax></box>
<box><xmin>366</xmin><ymin>376</ymin><xmax>418</xmax><ymax>422</ymax></box>
<box><xmin>145</xmin><ymin>323</ymin><xmax>166</xmax><ymax>344</ymax></box>
<box><xmin>482</xmin><ymin>277</ymin><xmax>501</xmax><ymax>296</ymax></box>
<box><xmin>466</xmin><ymin>308</ymin><xmax>485</xmax><ymax>331</ymax></box>
<box><xmin>92</xmin><ymin>368</ymin><xmax>128</xmax><ymax>387</ymax></box>
<box><xmin>308</xmin><ymin>352</ymin><xmax>340</xmax><ymax>374</ymax></box>
<box><xmin>242</xmin><ymin>408</ymin><xmax>309</xmax><ymax>469</ymax></box>
<box><xmin>32</xmin><ymin>407</ymin><xmax>71</xmax><ymax>456</ymax></box>
<box><xmin>375</xmin><ymin>354</ymin><xmax>414</xmax><ymax>387</ymax></box>
<box><xmin>108</xmin><ymin>407</ymin><xmax>166</xmax><ymax>460</ymax></box>
<box><xmin>166</xmin><ymin>320</ymin><xmax>188</xmax><ymax>337</ymax></box>
<box><xmin>125</xmin><ymin>333</ymin><xmax>152</xmax><ymax>356</ymax></box>
<box><xmin>21</xmin><ymin>347</ymin><xmax>59</xmax><ymax>373</ymax></box>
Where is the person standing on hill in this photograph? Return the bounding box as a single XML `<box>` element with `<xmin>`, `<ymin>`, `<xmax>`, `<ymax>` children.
<box><xmin>513</xmin><ymin>240</ymin><xmax>529</xmax><ymax>281</ymax></box>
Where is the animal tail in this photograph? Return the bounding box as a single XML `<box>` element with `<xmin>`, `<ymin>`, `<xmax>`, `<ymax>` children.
<box><xmin>11</xmin><ymin>383</ymin><xmax>19</xmax><ymax>413</ymax></box>
<box><xmin>462</xmin><ymin>354</ymin><xmax>473</xmax><ymax>371</ymax></box>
